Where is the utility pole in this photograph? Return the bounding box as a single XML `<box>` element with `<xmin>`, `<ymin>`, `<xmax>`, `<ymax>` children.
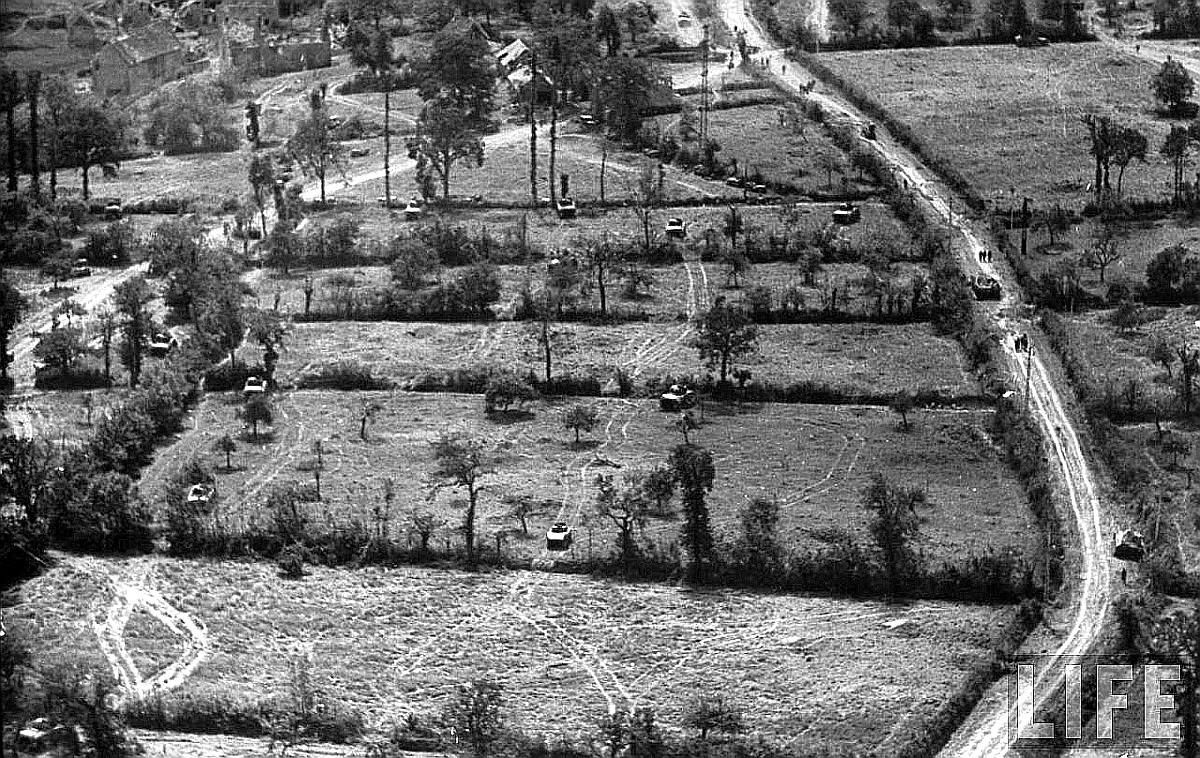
<box><xmin>700</xmin><ymin>24</ymin><xmax>710</xmax><ymax>147</ymax></box>
<box><xmin>529</xmin><ymin>48</ymin><xmax>538</xmax><ymax>209</ymax></box>
<box><xmin>1024</xmin><ymin>339</ymin><xmax>1035</xmax><ymax>410</ymax></box>
<box><xmin>549</xmin><ymin>38</ymin><xmax>560</xmax><ymax>206</ymax></box>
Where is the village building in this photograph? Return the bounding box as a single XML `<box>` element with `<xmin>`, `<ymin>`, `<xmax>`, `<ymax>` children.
<box><xmin>91</xmin><ymin>21</ymin><xmax>184</xmax><ymax>98</ymax></box>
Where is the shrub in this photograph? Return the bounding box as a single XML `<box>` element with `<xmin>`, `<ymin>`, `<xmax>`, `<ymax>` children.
<box><xmin>295</xmin><ymin>360</ymin><xmax>393</xmax><ymax>390</ymax></box>
<box><xmin>277</xmin><ymin>542</ymin><xmax>308</xmax><ymax>579</ymax></box>
<box><xmin>484</xmin><ymin>373</ymin><xmax>539</xmax><ymax>414</ymax></box>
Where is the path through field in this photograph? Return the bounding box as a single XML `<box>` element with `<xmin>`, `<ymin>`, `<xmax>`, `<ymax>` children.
<box><xmin>723</xmin><ymin>2</ymin><xmax>1115</xmax><ymax>755</ymax></box>
<box><xmin>69</xmin><ymin>557</ymin><xmax>212</xmax><ymax>708</ymax></box>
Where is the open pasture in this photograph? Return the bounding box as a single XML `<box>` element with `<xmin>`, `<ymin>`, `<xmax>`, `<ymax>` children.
<box><xmin>8</xmin><ymin>554</ymin><xmax>1016</xmax><ymax>752</ymax></box>
<box><xmin>1006</xmin><ymin>215</ymin><xmax>1200</xmax><ymax>299</ymax></box>
<box><xmin>304</xmin><ymin>198</ymin><xmax>919</xmax><ymax>267</ymax></box>
<box><xmin>261</xmin><ymin>320</ymin><xmax>980</xmax><ymax>397</ymax></box>
<box><xmin>820</xmin><ymin>44</ymin><xmax>1169</xmax><ymax>207</ymax></box>
<box><xmin>141</xmin><ymin>392</ymin><xmax>1027</xmax><ymax>566</ymax></box>
<box><xmin>325</xmin><ymin>128</ymin><xmax>747</xmax><ymax>205</ymax></box>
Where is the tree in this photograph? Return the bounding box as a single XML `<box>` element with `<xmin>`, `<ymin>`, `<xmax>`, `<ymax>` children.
<box><xmin>266</xmin><ymin>223</ymin><xmax>303</xmax><ymax>275</ymax></box>
<box><xmin>593</xmin><ymin>57</ymin><xmax>668</xmax><ymax>143</ymax></box>
<box><xmin>862</xmin><ymin>473</ymin><xmax>925</xmax><ymax>595</ymax></box>
<box><xmin>938</xmin><ymin>0</ymin><xmax>973</xmax><ymax>27</ymax></box>
<box><xmin>248</xmin><ymin>154</ymin><xmax>276</xmax><ymax>237</ymax></box>
<box><xmin>454</xmin><ymin>264</ymin><xmax>502</xmax><ymax>319</ymax></box>
<box><xmin>887</xmin><ymin>0</ymin><xmax>923</xmax><ymax>29</ymax></box>
<box><xmin>409</xmin><ymin>99</ymin><xmax>485</xmax><ymax>201</ymax></box>
<box><xmin>889</xmin><ymin>390</ymin><xmax>916</xmax><ymax>431</ymax></box>
<box><xmin>41</xmin><ymin>75</ymin><xmax>74</xmax><ymax>200</ymax></box>
<box><xmin>26</xmin><ymin>71</ymin><xmax>41</xmax><ymax>198</ymax></box>
<box><xmin>60</xmin><ymin>99</ymin><xmax>124</xmax><ymax>200</ymax></box>
<box><xmin>1110</xmin><ymin>125</ymin><xmax>1148</xmax><ymax>199</ymax></box>
<box><xmin>1152</xmin><ymin>337</ymin><xmax>1176</xmax><ymax>377</ymax></box>
<box><xmin>1110</xmin><ymin>300</ymin><xmax>1146</xmax><ymax>334</ymax></box>
<box><xmin>113</xmin><ymin>276</ymin><xmax>152</xmax><ymax>388</ymax></box>
<box><xmin>1165</xmin><ymin>435</ymin><xmax>1191</xmax><ymax>468</ymax></box>
<box><xmin>631</xmin><ymin>163</ymin><xmax>663</xmax><ymax>258</ymax></box>
<box><xmin>1084</xmin><ymin>224</ymin><xmax>1122</xmax><ymax>282</ymax></box>
<box><xmin>562</xmin><ymin>404</ymin><xmax>598</xmax><ymax>444</ymax></box>
<box><xmin>816</xmin><ymin>149</ymin><xmax>846</xmax><ymax>188</ymax></box>
<box><xmin>640</xmin><ymin>466</ymin><xmax>675</xmax><ymax>516</ymax></box>
<box><xmin>831</xmin><ymin>0</ymin><xmax>872</xmax><ymax>34</ymax></box>
<box><xmin>0</xmin><ymin>66</ymin><xmax>23</xmax><ymax>192</ymax></box>
<box><xmin>1161</xmin><ymin>124</ymin><xmax>1193</xmax><ymax>202</ymax></box>
<box><xmin>483</xmin><ymin>373</ymin><xmax>538</xmax><ymax>414</ymax></box>
<box><xmin>0</xmin><ymin>436</ymin><xmax>52</xmax><ymax>521</ymax></box>
<box><xmin>734</xmin><ymin>497</ymin><xmax>783</xmax><ymax>581</ymax></box>
<box><xmin>247</xmin><ymin>309</ymin><xmax>289</xmax><ymax>386</ymax></box>
<box><xmin>287</xmin><ymin>100</ymin><xmax>346</xmax><ymax>205</ymax></box>
<box><xmin>445</xmin><ymin>680</ymin><xmax>505</xmax><ymax>758</ymax></box>
<box><xmin>0</xmin><ymin>275</ymin><xmax>27</xmax><ymax>381</ymax></box>
<box><xmin>197</xmin><ymin>282</ymin><xmax>245</xmax><ymax>369</ymax></box>
<box><xmin>669</xmin><ymin>443</ymin><xmax>715</xmax><ymax>583</ymax></box>
<box><xmin>1082</xmin><ymin>113</ymin><xmax>1117</xmax><ymax>202</ymax></box>
<box><xmin>684</xmin><ymin>695</ymin><xmax>745</xmax><ymax>743</ymax></box>
<box><xmin>594</xmin><ymin>473</ymin><xmax>652</xmax><ymax>571</ymax></box>
<box><xmin>596</xmin><ymin>4</ymin><xmax>622</xmax><ymax>54</ymax></box>
<box><xmin>216</xmin><ymin>434</ymin><xmax>237</xmax><ymax>470</ymax></box>
<box><xmin>239</xmin><ymin>396</ymin><xmax>274</xmax><ymax>441</ymax></box>
<box><xmin>430</xmin><ymin>435</ymin><xmax>492</xmax><ymax>564</ymax></box>
<box><xmin>619</xmin><ymin>0</ymin><xmax>658</xmax><ymax>41</ymax></box>
<box><xmin>95</xmin><ymin>309</ymin><xmax>116</xmax><ymax>386</ymax></box>
<box><xmin>416</xmin><ymin>22</ymin><xmax>495</xmax><ymax>126</ymax></box>
<box><xmin>584</xmin><ymin>238</ymin><xmax>618</xmax><ymax>316</ymax></box>
<box><xmin>143</xmin><ymin>81</ymin><xmax>239</xmax><ymax>155</ymax></box>
<box><xmin>1153</xmin><ymin>56</ymin><xmax>1196</xmax><ymax>116</ymax></box>
<box><xmin>34</xmin><ymin>327</ymin><xmax>85</xmax><ymax>376</ymax></box>
<box><xmin>1181</xmin><ymin>345</ymin><xmax>1200</xmax><ymax>413</ymax></box>
<box><xmin>694</xmin><ymin>302</ymin><xmax>758</xmax><ymax>385</ymax></box>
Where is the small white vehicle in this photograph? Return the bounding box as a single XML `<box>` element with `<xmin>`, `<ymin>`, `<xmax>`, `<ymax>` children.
<box><xmin>664</xmin><ymin>217</ymin><xmax>686</xmax><ymax>238</ymax></box>
<box><xmin>1113</xmin><ymin>529</ymin><xmax>1146</xmax><ymax>562</ymax></box>
<box><xmin>546</xmin><ymin>521</ymin><xmax>573</xmax><ymax>551</ymax></box>
<box><xmin>555</xmin><ymin>197</ymin><xmax>577</xmax><ymax>219</ymax></box>
<box><xmin>186</xmin><ymin>483</ymin><xmax>215</xmax><ymax>505</ymax></box>
<box><xmin>831</xmin><ymin>203</ymin><xmax>861</xmax><ymax>225</ymax></box>
<box><xmin>149</xmin><ymin>331</ymin><xmax>177</xmax><ymax>357</ymax></box>
<box><xmin>69</xmin><ymin>258</ymin><xmax>92</xmax><ymax>277</ymax></box>
<box><xmin>243</xmin><ymin>375</ymin><xmax>267</xmax><ymax>395</ymax></box>
<box><xmin>349</xmin><ymin>147</ymin><xmax>370</xmax><ymax>158</ymax></box>
<box><xmin>659</xmin><ymin>384</ymin><xmax>697</xmax><ymax>411</ymax></box>
<box><xmin>404</xmin><ymin>198</ymin><xmax>423</xmax><ymax>221</ymax></box>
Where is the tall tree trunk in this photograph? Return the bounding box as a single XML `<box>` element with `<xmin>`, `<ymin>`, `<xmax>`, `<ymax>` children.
<box><xmin>599</xmin><ymin>141</ymin><xmax>607</xmax><ymax>203</ymax></box>
<box><xmin>27</xmin><ymin>73</ymin><xmax>40</xmax><ymax>199</ymax></box>
<box><xmin>549</xmin><ymin>81</ymin><xmax>558</xmax><ymax>206</ymax></box>
<box><xmin>49</xmin><ymin>130</ymin><xmax>57</xmax><ymax>200</ymax></box>
<box><xmin>383</xmin><ymin>86</ymin><xmax>391</xmax><ymax>205</ymax></box>
<box><xmin>81</xmin><ymin>161</ymin><xmax>90</xmax><ymax>200</ymax></box>
<box><xmin>5</xmin><ymin>105</ymin><xmax>15</xmax><ymax>192</ymax></box>
<box><xmin>529</xmin><ymin>50</ymin><xmax>538</xmax><ymax>208</ymax></box>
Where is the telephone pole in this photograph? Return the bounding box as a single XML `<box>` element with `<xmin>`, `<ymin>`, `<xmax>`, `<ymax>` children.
<box><xmin>700</xmin><ymin>24</ymin><xmax>710</xmax><ymax>147</ymax></box>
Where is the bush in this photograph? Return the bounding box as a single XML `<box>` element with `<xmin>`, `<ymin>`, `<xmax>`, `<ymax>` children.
<box><xmin>204</xmin><ymin>362</ymin><xmax>265</xmax><ymax>392</ymax></box>
<box><xmin>484</xmin><ymin>373</ymin><xmax>539</xmax><ymax>413</ymax></box>
<box><xmin>295</xmin><ymin>360</ymin><xmax>393</xmax><ymax>390</ymax></box>
<box><xmin>277</xmin><ymin>542</ymin><xmax>308</xmax><ymax>579</ymax></box>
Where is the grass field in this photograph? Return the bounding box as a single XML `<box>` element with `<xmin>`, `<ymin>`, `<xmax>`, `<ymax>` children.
<box><xmin>319</xmin><ymin>199</ymin><xmax>916</xmax><ymax>257</ymax></box>
<box><xmin>140</xmin><ymin>392</ymin><xmax>1026</xmax><ymax>566</ymax></box>
<box><xmin>9</xmin><ymin>553</ymin><xmax>1017</xmax><ymax>751</ymax></box>
<box><xmin>653</xmin><ymin>102</ymin><xmax>879</xmax><ymax>195</ymax></box>
<box><xmin>1056</xmin><ymin>307</ymin><xmax>1200</xmax><ymax>410</ymax></box>
<box><xmin>326</xmin><ymin>128</ymin><xmax>746</xmax><ymax>205</ymax></box>
<box><xmin>820</xmin><ymin>43</ymin><xmax>1169</xmax><ymax>207</ymax></box>
<box><xmin>1005</xmin><ymin>215</ymin><xmax>1200</xmax><ymax>298</ymax></box>
<box><xmin>260</xmin><ymin>320</ymin><xmax>979</xmax><ymax>397</ymax></box>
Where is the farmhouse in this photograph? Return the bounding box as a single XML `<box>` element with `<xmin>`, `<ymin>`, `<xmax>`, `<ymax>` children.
<box><xmin>218</xmin><ymin>20</ymin><xmax>331</xmax><ymax>74</ymax></box>
<box><xmin>91</xmin><ymin>22</ymin><xmax>184</xmax><ymax>98</ymax></box>
<box><xmin>496</xmin><ymin>38</ymin><xmax>531</xmax><ymax>72</ymax></box>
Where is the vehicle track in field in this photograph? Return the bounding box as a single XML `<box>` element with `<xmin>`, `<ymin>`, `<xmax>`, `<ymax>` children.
<box><xmin>80</xmin><ymin>558</ymin><xmax>211</xmax><ymax>708</ymax></box>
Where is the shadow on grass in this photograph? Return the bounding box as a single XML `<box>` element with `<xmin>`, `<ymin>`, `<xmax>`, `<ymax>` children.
<box><xmin>485</xmin><ymin>409</ymin><xmax>536</xmax><ymax>424</ymax></box>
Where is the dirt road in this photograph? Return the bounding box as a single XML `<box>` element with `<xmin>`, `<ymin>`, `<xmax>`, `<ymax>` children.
<box><xmin>722</xmin><ymin>2</ymin><xmax>1115</xmax><ymax>754</ymax></box>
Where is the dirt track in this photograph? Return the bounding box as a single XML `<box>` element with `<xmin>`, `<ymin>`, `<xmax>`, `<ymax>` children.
<box><xmin>720</xmin><ymin>1</ymin><xmax>1116</xmax><ymax>754</ymax></box>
